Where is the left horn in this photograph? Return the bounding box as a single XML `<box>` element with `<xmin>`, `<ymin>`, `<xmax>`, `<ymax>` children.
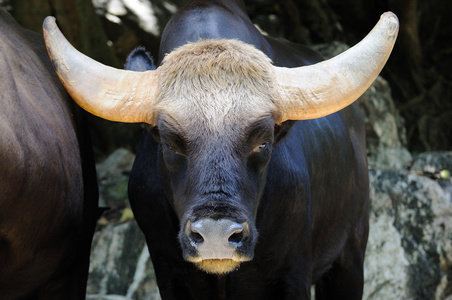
<box><xmin>274</xmin><ymin>12</ymin><xmax>399</xmax><ymax>122</ymax></box>
<box><xmin>43</xmin><ymin>16</ymin><xmax>159</xmax><ymax>124</ymax></box>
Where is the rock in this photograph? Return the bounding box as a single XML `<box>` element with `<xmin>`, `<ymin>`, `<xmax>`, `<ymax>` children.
<box><xmin>364</xmin><ymin>201</ymin><xmax>410</xmax><ymax>299</ymax></box>
<box><xmin>88</xmin><ymin>148</ymin><xmax>162</xmax><ymax>299</ymax></box>
<box><xmin>317</xmin><ymin>42</ymin><xmax>452</xmax><ymax>298</ymax></box>
<box><xmin>97</xmin><ymin>148</ymin><xmax>135</xmax><ymax>210</ymax></box>
<box><xmin>86</xmin><ymin>295</ymin><xmax>132</xmax><ymax>300</ymax></box>
<box><xmin>87</xmin><ymin>220</ymin><xmax>161</xmax><ymax>300</ymax></box>
<box><xmin>365</xmin><ymin>167</ymin><xmax>452</xmax><ymax>300</ymax></box>
<box><xmin>410</xmin><ymin>152</ymin><xmax>452</xmax><ymax>205</ymax></box>
<box><xmin>358</xmin><ymin>76</ymin><xmax>412</xmax><ymax>169</ymax></box>
<box><xmin>0</xmin><ymin>0</ymin><xmax>11</xmax><ymax>11</ymax></box>
<box><xmin>315</xmin><ymin>42</ymin><xmax>412</xmax><ymax>169</ymax></box>
<box><xmin>312</xmin><ymin>41</ymin><xmax>350</xmax><ymax>59</ymax></box>
<box><xmin>97</xmin><ymin>148</ymin><xmax>135</xmax><ymax>180</ymax></box>
<box><xmin>411</xmin><ymin>152</ymin><xmax>452</xmax><ymax>175</ymax></box>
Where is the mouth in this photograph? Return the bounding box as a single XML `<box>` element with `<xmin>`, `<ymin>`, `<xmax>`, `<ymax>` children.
<box><xmin>185</xmin><ymin>252</ymin><xmax>252</xmax><ymax>274</ymax></box>
<box><xmin>194</xmin><ymin>259</ymin><xmax>242</xmax><ymax>274</ymax></box>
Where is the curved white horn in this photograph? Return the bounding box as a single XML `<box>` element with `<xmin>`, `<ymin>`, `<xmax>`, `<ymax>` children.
<box><xmin>43</xmin><ymin>16</ymin><xmax>159</xmax><ymax>124</ymax></box>
<box><xmin>274</xmin><ymin>12</ymin><xmax>399</xmax><ymax>122</ymax></box>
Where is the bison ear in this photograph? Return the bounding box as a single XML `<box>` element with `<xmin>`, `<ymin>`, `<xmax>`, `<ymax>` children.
<box><xmin>125</xmin><ymin>47</ymin><xmax>156</xmax><ymax>72</ymax></box>
<box><xmin>274</xmin><ymin>120</ymin><xmax>297</xmax><ymax>144</ymax></box>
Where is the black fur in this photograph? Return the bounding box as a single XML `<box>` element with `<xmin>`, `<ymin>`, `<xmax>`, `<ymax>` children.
<box><xmin>128</xmin><ymin>1</ymin><xmax>369</xmax><ymax>299</ymax></box>
<box><xmin>0</xmin><ymin>8</ymin><xmax>98</xmax><ymax>299</ymax></box>
<box><xmin>125</xmin><ymin>46</ymin><xmax>155</xmax><ymax>71</ymax></box>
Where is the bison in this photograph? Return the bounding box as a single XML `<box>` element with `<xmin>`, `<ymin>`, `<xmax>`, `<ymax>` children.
<box><xmin>0</xmin><ymin>8</ymin><xmax>98</xmax><ymax>300</ymax></box>
<box><xmin>43</xmin><ymin>1</ymin><xmax>398</xmax><ymax>299</ymax></box>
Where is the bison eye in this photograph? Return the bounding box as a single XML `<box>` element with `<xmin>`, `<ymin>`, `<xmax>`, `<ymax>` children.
<box><xmin>248</xmin><ymin>142</ymin><xmax>272</xmax><ymax>170</ymax></box>
<box><xmin>252</xmin><ymin>143</ymin><xmax>270</xmax><ymax>154</ymax></box>
<box><xmin>162</xmin><ymin>143</ymin><xmax>186</xmax><ymax>172</ymax></box>
<box><xmin>164</xmin><ymin>143</ymin><xmax>180</xmax><ymax>155</ymax></box>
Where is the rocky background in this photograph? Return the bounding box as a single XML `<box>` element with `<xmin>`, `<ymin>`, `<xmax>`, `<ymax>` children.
<box><xmin>1</xmin><ymin>0</ymin><xmax>451</xmax><ymax>299</ymax></box>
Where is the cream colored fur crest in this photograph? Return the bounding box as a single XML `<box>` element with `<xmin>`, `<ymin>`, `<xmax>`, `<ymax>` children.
<box><xmin>153</xmin><ymin>39</ymin><xmax>281</xmax><ymax>132</ymax></box>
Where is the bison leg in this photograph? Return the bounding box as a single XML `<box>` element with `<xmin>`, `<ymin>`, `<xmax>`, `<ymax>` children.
<box><xmin>314</xmin><ymin>236</ymin><xmax>366</xmax><ymax>300</ymax></box>
<box><xmin>315</xmin><ymin>254</ymin><xmax>364</xmax><ymax>299</ymax></box>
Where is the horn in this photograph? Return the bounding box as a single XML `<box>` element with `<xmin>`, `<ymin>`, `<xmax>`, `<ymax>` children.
<box><xmin>274</xmin><ymin>12</ymin><xmax>399</xmax><ymax>122</ymax></box>
<box><xmin>42</xmin><ymin>16</ymin><xmax>159</xmax><ymax>124</ymax></box>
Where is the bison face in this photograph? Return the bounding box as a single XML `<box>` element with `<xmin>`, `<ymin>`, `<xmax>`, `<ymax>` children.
<box><xmin>144</xmin><ymin>40</ymin><xmax>284</xmax><ymax>274</ymax></box>
<box><xmin>152</xmin><ymin>114</ymin><xmax>277</xmax><ymax>273</ymax></box>
<box><xmin>151</xmin><ymin>97</ymin><xmax>278</xmax><ymax>274</ymax></box>
<box><xmin>116</xmin><ymin>40</ymin><xmax>280</xmax><ymax>275</ymax></box>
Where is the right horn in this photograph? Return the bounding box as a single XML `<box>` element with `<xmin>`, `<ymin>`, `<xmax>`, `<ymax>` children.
<box><xmin>43</xmin><ymin>16</ymin><xmax>159</xmax><ymax>124</ymax></box>
<box><xmin>274</xmin><ymin>12</ymin><xmax>399</xmax><ymax>122</ymax></box>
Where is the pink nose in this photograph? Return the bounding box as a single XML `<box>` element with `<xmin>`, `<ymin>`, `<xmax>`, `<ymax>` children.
<box><xmin>185</xmin><ymin>218</ymin><xmax>248</xmax><ymax>260</ymax></box>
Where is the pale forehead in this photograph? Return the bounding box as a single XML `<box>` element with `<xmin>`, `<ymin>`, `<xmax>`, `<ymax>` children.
<box><xmin>154</xmin><ymin>39</ymin><xmax>279</xmax><ymax>132</ymax></box>
<box><xmin>160</xmin><ymin>92</ymin><xmax>274</xmax><ymax>133</ymax></box>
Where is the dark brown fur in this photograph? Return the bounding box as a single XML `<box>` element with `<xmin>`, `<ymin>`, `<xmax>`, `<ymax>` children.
<box><xmin>0</xmin><ymin>9</ymin><xmax>98</xmax><ymax>299</ymax></box>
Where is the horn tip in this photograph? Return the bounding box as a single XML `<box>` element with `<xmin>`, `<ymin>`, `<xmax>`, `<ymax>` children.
<box><xmin>43</xmin><ymin>16</ymin><xmax>57</xmax><ymax>33</ymax></box>
<box><xmin>381</xmin><ymin>12</ymin><xmax>399</xmax><ymax>36</ymax></box>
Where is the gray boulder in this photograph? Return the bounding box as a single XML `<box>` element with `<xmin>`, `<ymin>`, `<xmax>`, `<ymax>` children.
<box><xmin>88</xmin><ymin>148</ymin><xmax>161</xmax><ymax>299</ymax></box>
<box><xmin>315</xmin><ymin>41</ymin><xmax>412</xmax><ymax>170</ymax></box>
<box><xmin>87</xmin><ymin>219</ymin><xmax>161</xmax><ymax>300</ymax></box>
<box><xmin>411</xmin><ymin>152</ymin><xmax>452</xmax><ymax>173</ymax></box>
<box><xmin>358</xmin><ymin>77</ymin><xmax>412</xmax><ymax>169</ymax></box>
<box><xmin>364</xmin><ymin>167</ymin><xmax>452</xmax><ymax>300</ymax></box>
<box><xmin>411</xmin><ymin>151</ymin><xmax>452</xmax><ymax>204</ymax></box>
<box><xmin>97</xmin><ymin>148</ymin><xmax>135</xmax><ymax>213</ymax></box>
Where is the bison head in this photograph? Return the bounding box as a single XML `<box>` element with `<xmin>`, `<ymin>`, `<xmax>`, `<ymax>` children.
<box><xmin>42</xmin><ymin>13</ymin><xmax>398</xmax><ymax>274</ymax></box>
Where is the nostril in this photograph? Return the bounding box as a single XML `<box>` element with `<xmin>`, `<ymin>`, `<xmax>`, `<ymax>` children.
<box><xmin>186</xmin><ymin>219</ymin><xmax>250</xmax><ymax>249</ymax></box>
<box><xmin>189</xmin><ymin>232</ymin><xmax>204</xmax><ymax>245</ymax></box>
<box><xmin>228</xmin><ymin>231</ymin><xmax>244</xmax><ymax>246</ymax></box>
<box><xmin>186</xmin><ymin>220</ymin><xmax>205</xmax><ymax>246</ymax></box>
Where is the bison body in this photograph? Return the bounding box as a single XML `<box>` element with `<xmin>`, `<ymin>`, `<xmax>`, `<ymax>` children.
<box><xmin>127</xmin><ymin>1</ymin><xmax>369</xmax><ymax>299</ymax></box>
<box><xmin>42</xmin><ymin>0</ymin><xmax>398</xmax><ymax>298</ymax></box>
<box><xmin>0</xmin><ymin>9</ymin><xmax>97</xmax><ymax>299</ymax></box>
